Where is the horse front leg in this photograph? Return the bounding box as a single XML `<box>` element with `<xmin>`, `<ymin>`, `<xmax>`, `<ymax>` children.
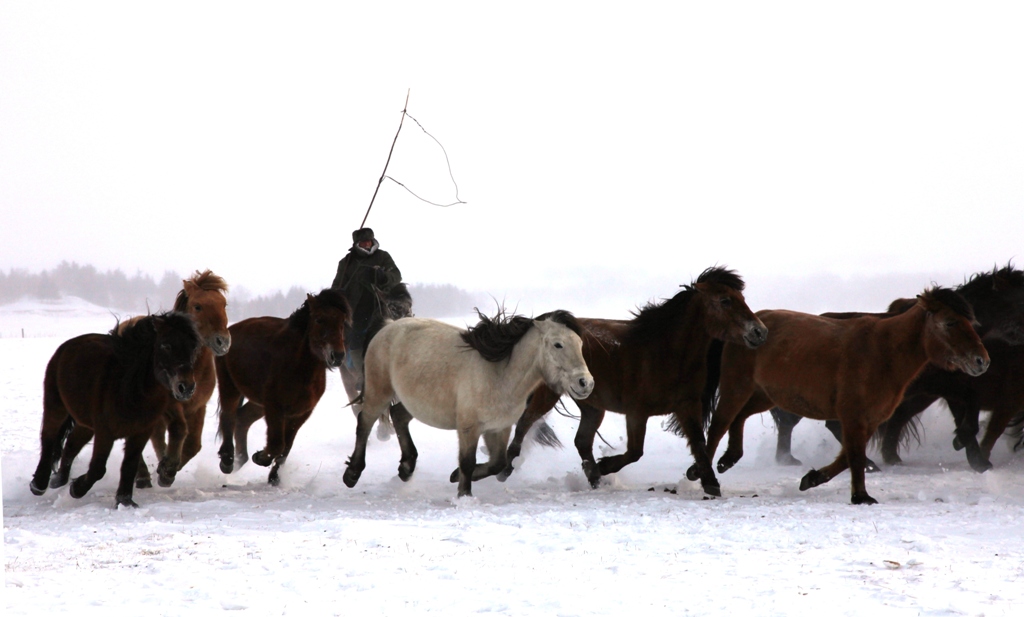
<box><xmin>157</xmin><ymin>405</ymin><xmax>187</xmax><ymax>487</ymax></box>
<box><xmin>573</xmin><ymin>403</ymin><xmax>606</xmax><ymax>488</ymax></box>
<box><xmin>216</xmin><ymin>387</ymin><xmax>243</xmax><ymax>474</ymax></box>
<box><xmin>977</xmin><ymin>404</ymin><xmax>1018</xmax><ymax>472</ymax></box>
<box><xmin>343</xmin><ymin>407</ymin><xmax>381</xmax><ymax>488</ymax></box>
<box><xmin>501</xmin><ymin>386</ymin><xmax>560</xmax><ymax>481</ymax></box>
<box><xmin>179</xmin><ymin>405</ymin><xmax>206</xmax><ymax>469</ymax></box>
<box><xmin>253</xmin><ymin>408</ymin><xmax>285</xmax><ymax>469</ymax></box>
<box><xmin>823</xmin><ymin>419</ymin><xmax>879</xmax><ymax>472</ymax></box>
<box><xmin>450</xmin><ymin>427</ymin><xmax>512</xmax><ymax>483</ymax></box>
<box><xmin>771</xmin><ymin>407</ymin><xmax>804</xmax><ymax>466</ymax></box>
<box><xmin>455</xmin><ymin>421</ymin><xmax>482</xmax><ymax>498</ymax></box>
<box><xmin>597</xmin><ymin>412</ymin><xmax>647</xmax><ymax>477</ymax></box>
<box><xmin>116</xmin><ymin>433</ymin><xmax>150</xmax><ymax>508</ymax></box>
<box><xmin>266</xmin><ymin>410</ymin><xmax>313</xmax><ymax>486</ymax></box>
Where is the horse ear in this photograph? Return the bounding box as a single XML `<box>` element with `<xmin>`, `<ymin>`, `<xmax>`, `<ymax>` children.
<box><xmin>183</xmin><ymin>280</ymin><xmax>199</xmax><ymax>295</ymax></box>
<box><xmin>306</xmin><ymin>293</ymin><xmax>315</xmax><ymax>301</ymax></box>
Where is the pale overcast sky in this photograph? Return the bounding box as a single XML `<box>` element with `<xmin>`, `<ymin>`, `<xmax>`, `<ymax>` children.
<box><xmin>2</xmin><ymin>2</ymin><xmax>1022</xmax><ymax>311</ymax></box>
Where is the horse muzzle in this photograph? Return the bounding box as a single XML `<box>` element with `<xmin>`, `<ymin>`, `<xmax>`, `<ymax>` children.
<box><xmin>955</xmin><ymin>353</ymin><xmax>990</xmax><ymax>377</ymax></box>
<box><xmin>209</xmin><ymin>333</ymin><xmax>232</xmax><ymax>356</ymax></box>
<box><xmin>324</xmin><ymin>348</ymin><xmax>345</xmax><ymax>369</ymax></box>
<box><xmin>172</xmin><ymin>380</ymin><xmax>197</xmax><ymax>401</ymax></box>
<box><xmin>743</xmin><ymin>321</ymin><xmax>768</xmax><ymax>349</ymax></box>
<box><xmin>567</xmin><ymin>373</ymin><xmax>595</xmax><ymax>400</ymax></box>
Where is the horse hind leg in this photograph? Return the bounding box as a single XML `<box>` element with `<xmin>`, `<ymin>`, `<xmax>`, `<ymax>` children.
<box><xmin>50</xmin><ymin>421</ymin><xmax>91</xmax><ymax>490</ymax></box>
<box><xmin>771</xmin><ymin>407</ymin><xmax>804</xmax><ymax>466</ymax></box>
<box><xmin>233</xmin><ymin>401</ymin><xmax>265</xmax><ymax>471</ymax></box>
<box><xmin>390</xmin><ymin>403</ymin><xmax>418</xmax><ymax>481</ymax></box>
<box><xmin>31</xmin><ymin>391</ymin><xmax>74</xmax><ymax>495</ymax></box>
<box><xmin>454</xmin><ymin>422</ymin><xmax>483</xmax><ymax>498</ymax></box>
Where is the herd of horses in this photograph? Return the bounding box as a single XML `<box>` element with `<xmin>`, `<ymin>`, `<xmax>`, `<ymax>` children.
<box><xmin>27</xmin><ymin>264</ymin><xmax>1024</xmax><ymax>508</ymax></box>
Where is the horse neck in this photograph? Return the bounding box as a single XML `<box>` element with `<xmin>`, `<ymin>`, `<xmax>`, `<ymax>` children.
<box><xmin>873</xmin><ymin>305</ymin><xmax>931</xmax><ymax>383</ymax></box>
<box><xmin>652</xmin><ymin>294</ymin><xmax>714</xmax><ymax>363</ymax></box>
<box><xmin>494</xmin><ymin>326</ymin><xmax>548</xmax><ymax>401</ymax></box>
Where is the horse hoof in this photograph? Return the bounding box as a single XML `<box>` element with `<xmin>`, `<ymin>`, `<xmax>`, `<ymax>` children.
<box><xmin>457</xmin><ymin>487</ymin><xmax>473</xmax><ymax>498</ymax></box>
<box><xmin>219</xmin><ymin>457</ymin><xmax>234</xmax><ymax>474</ymax></box>
<box><xmin>398</xmin><ymin>460</ymin><xmax>416</xmax><ymax>482</ymax></box>
<box><xmin>135</xmin><ymin>477</ymin><xmax>153</xmax><ymax>490</ymax></box>
<box><xmin>29</xmin><ymin>479</ymin><xmax>47</xmax><ymax>496</ymax></box>
<box><xmin>684</xmin><ymin>464</ymin><xmax>701</xmax><ymax>482</ymax></box>
<box><xmin>865</xmin><ymin>459</ymin><xmax>881</xmax><ymax>473</ymax></box>
<box><xmin>49</xmin><ymin>474</ymin><xmax>69</xmax><ymax>489</ymax></box>
<box><xmin>799</xmin><ymin>469</ymin><xmax>828</xmax><ymax>491</ymax></box>
<box><xmin>268</xmin><ymin>470</ymin><xmax>280</xmax><ymax>487</ymax></box>
<box><xmin>157</xmin><ymin>473</ymin><xmax>175</xmax><ymax>488</ymax></box>
<box><xmin>116</xmin><ymin>496</ymin><xmax>140</xmax><ymax>509</ymax></box>
<box><xmin>449</xmin><ymin>469</ymin><xmax>460</xmax><ymax>483</ymax></box>
<box><xmin>342</xmin><ymin>466</ymin><xmax>362</xmax><ymax>488</ymax></box>
<box><xmin>969</xmin><ymin>458</ymin><xmax>994</xmax><ymax>474</ymax></box>
<box><xmin>252</xmin><ymin>451</ymin><xmax>274</xmax><ymax>467</ymax></box>
<box><xmin>952</xmin><ymin>436</ymin><xmax>964</xmax><ymax>451</ymax></box>
<box><xmin>716</xmin><ymin>458</ymin><xmax>736</xmax><ymax>474</ymax></box>
<box><xmin>496</xmin><ymin>466</ymin><xmax>513</xmax><ymax>482</ymax></box>
<box><xmin>701</xmin><ymin>479</ymin><xmax>722</xmax><ymax>497</ymax></box>
<box><xmin>851</xmin><ymin>492</ymin><xmax>878</xmax><ymax>505</ymax></box>
<box><xmin>581</xmin><ymin>461</ymin><xmax>601</xmax><ymax>489</ymax></box>
<box><xmin>69</xmin><ymin>476</ymin><xmax>89</xmax><ymax>499</ymax></box>
<box><xmin>775</xmin><ymin>454</ymin><xmax>803</xmax><ymax>467</ymax></box>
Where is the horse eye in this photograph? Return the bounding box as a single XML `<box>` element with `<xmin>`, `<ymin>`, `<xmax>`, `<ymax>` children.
<box><xmin>554</xmin><ymin>342</ymin><xmax>564</xmax><ymax>349</ymax></box>
<box><xmin>193</xmin><ymin>304</ymin><xmax>202</xmax><ymax>311</ymax></box>
<box><xmin>720</xmin><ymin>298</ymin><xmax>732</xmax><ymax>307</ymax></box>
<box><xmin>946</xmin><ymin>320</ymin><xmax>958</xmax><ymax>328</ymax></box>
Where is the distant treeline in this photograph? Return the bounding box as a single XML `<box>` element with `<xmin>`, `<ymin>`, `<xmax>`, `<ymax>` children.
<box><xmin>0</xmin><ymin>262</ymin><xmax>482</xmax><ymax>319</ymax></box>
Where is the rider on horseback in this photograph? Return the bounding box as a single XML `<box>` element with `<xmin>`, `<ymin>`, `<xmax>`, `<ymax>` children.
<box><xmin>332</xmin><ymin>227</ymin><xmax>411</xmax><ymax>439</ymax></box>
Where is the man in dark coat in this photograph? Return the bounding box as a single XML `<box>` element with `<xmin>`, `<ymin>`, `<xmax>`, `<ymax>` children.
<box><xmin>331</xmin><ymin>227</ymin><xmax>404</xmax><ymax>354</ymax></box>
<box><xmin>332</xmin><ymin>227</ymin><xmax>410</xmax><ymax>440</ymax></box>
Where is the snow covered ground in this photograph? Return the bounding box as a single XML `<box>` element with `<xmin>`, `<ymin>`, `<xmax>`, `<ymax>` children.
<box><xmin>4</xmin><ymin>299</ymin><xmax>1024</xmax><ymax>616</ymax></box>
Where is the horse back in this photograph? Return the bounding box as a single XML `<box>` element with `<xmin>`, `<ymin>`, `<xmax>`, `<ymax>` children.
<box><xmin>45</xmin><ymin>334</ymin><xmax>118</xmax><ymax>429</ymax></box>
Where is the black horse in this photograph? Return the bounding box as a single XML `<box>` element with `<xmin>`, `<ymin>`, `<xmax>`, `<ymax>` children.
<box><xmin>770</xmin><ymin>265</ymin><xmax>1024</xmax><ymax>472</ymax></box>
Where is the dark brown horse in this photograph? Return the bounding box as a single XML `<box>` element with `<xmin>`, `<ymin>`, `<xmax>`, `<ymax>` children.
<box><xmin>692</xmin><ymin>287</ymin><xmax>989</xmax><ymax>504</ymax></box>
<box><xmin>502</xmin><ymin>267</ymin><xmax>767</xmax><ymax>497</ymax></box>
<box><xmin>49</xmin><ymin>270</ymin><xmax>231</xmax><ymax>490</ymax></box>
<box><xmin>216</xmin><ymin>289</ymin><xmax>350</xmax><ymax>485</ymax></box>
<box><xmin>30</xmin><ymin>312</ymin><xmax>202</xmax><ymax>508</ymax></box>
<box><xmin>770</xmin><ymin>265</ymin><xmax>1024</xmax><ymax>472</ymax></box>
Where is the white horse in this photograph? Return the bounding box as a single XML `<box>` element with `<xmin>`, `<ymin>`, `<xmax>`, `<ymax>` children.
<box><xmin>342</xmin><ymin>310</ymin><xmax>595</xmax><ymax>497</ymax></box>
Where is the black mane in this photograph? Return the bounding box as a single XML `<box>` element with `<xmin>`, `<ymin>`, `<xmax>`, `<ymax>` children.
<box><xmin>959</xmin><ymin>263</ymin><xmax>1024</xmax><ymax>299</ymax></box>
<box><xmin>461</xmin><ymin>308</ymin><xmax>581</xmax><ymax>363</ymax></box>
<box><xmin>627</xmin><ymin>266</ymin><xmax>744</xmax><ymax>345</ymax></box>
<box><xmin>288</xmin><ymin>288</ymin><xmax>350</xmax><ymax>330</ymax></box>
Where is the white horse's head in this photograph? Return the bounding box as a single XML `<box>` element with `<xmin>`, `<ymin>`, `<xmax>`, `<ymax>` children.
<box><xmin>533</xmin><ymin>311</ymin><xmax>594</xmax><ymax>400</ymax></box>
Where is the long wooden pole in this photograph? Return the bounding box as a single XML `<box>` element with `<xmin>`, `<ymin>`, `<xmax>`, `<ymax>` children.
<box><xmin>359</xmin><ymin>89</ymin><xmax>410</xmax><ymax>229</ymax></box>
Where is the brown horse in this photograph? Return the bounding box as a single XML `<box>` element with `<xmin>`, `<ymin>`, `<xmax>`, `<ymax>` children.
<box><xmin>49</xmin><ymin>270</ymin><xmax>231</xmax><ymax>490</ymax></box>
<box><xmin>216</xmin><ymin>289</ymin><xmax>350</xmax><ymax>485</ymax></box>
<box><xmin>503</xmin><ymin>267</ymin><xmax>768</xmax><ymax>497</ymax></box>
<box><xmin>692</xmin><ymin>287</ymin><xmax>989</xmax><ymax>504</ymax></box>
<box><xmin>30</xmin><ymin>312</ymin><xmax>202</xmax><ymax>508</ymax></box>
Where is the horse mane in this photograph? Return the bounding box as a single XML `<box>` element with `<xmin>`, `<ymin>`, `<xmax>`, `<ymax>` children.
<box><xmin>288</xmin><ymin>288</ymin><xmax>350</xmax><ymax>330</ymax></box>
<box><xmin>461</xmin><ymin>308</ymin><xmax>539</xmax><ymax>363</ymax></box>
<box><xmin>958</xmin><ymin>262</ymin><xmax>1024</xmax><ymax>299</ymax></box>
<box><xmin>627</xmin><ymin>266</ymin><xmax>744</xmax><ymax>345</ymax></box>
<box><xmin>110</xmin><ymin>311</ymin><xmax>200</xmax><ymax>405</ymax></box>
<box><xmin>173</xmin><ymin>269</ymin><xmax>229</xmax><ymax>311</ymax></box>
<box><xmin>919</xmin><ymin>286</ymin><xmax>975</xmax><ymax>321</ymax></box>
<box><xmin>535</xmin><ymin>309</ymin><xmax>583</xmax><ymax>337</ymax></box>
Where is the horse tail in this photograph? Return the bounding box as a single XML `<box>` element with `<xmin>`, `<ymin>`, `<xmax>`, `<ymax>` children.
<box><xmin>48</xmin><ymin>415</ymin><xmax>76</xmax><ymax>470</ymax></box>
<box><xmin>1008</xmin><ymin>408</ymin><xmax>1024</xmax><ymax>452</ymax></box>
<box><xmin>531</xmin><ymin>419</ymin><xmax>563</xmax><ymax>449</ymax></box>
<box><xmin>873</xmin><ymin>414</ymin><xmax>923</xmax><ymax>451</ymax></box>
